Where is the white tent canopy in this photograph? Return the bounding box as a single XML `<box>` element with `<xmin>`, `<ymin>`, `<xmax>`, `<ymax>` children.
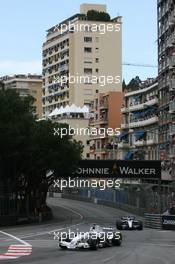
<box><xmin>49</xmin><ymin>104</ymin><xmax>89</xmax><ymax>117</ymax></box>
<box><xmin>48</xmin><ymin>107</ymin><xmax>59</xmax><ymax>117</ymax></box>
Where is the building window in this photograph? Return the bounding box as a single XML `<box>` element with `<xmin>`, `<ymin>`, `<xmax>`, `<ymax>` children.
<box><xmin>95</xmin><ymin>48</ymin><xmax>99</xmax><ymax>52</ymax></box>
<box><xmin>96</xmin><ymin>68</ymin><xmax>99</xmax><ymax>73</ymax></box>
<box><xmin>84</xmin><ymin>68</ymin><xmax>92</xmax><ymax>74</ymax></box>
<box><xmin>84</xmin><ymin>57</ymin><xmax>93</xmax><ymax>64</ymax></box>
<box><xmin>96</xmin><ymin>58</ymin><xmax>99</xmax><ymax>63</ymax></box>
<box><xmin>84</xmin><ymin>37</ymin><xmax>92</xmax><ymax>42</ymax></box>
<box><xmin>84</xmin><ymin>47</ymin><xmax>92</xmax><ymax>53</ymax></box>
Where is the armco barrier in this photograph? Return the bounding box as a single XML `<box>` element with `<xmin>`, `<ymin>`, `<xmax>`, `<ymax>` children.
<box><xmin>162</xmin><ymin>215</ymin><xmax>175</xmax><ymax>230</ymax></box>
<box><xmin>50</xmin><ymin>192</ymin><xmax>144</xmax><ymax>219</ymax></box>
<box><xmin>144</xmin><ymin>214</ymin><xmax>162</xmax><ymax>229</ymax></box>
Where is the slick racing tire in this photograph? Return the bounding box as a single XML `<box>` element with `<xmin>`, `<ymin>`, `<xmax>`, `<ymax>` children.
<box><xmin>88</xmin><ymin>238</ymin><xmax>99</xmax><ymax>250</ymax></box>
<box><xmin>137</xmin><ymin>222</ymin><xmax>143</xmax><ymax>230</ymax></box>
<box><xmin>116</xmin><ymin>221</ymin><xmax>123</xmax><ymax>230</ymax></box>
<box><xmin>59</xmin><ymin>245</ymin><xmax>67</xmax><ymax>250</ymax></box>
<box><xmin>112</xmin><ymin>234</ymin><xmax>122</xmax><ymax>246</ymax></box>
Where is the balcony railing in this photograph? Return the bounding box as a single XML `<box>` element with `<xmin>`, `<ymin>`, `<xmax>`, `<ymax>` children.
<box><xmin>129</xmin><ymin>98</ymin><xmax>158</xmax><ymax>112</ymax></box>
<box><xmin>129</xmin><ymin>116</ymin><xmax>158</xmax><ymax>128</ymax></box>
<box><xmin>169</xmin><ymin>147</ymin><xmax>175</xmax><ymax>158</ymax></box>
<box><xmin>168</xmin><ymin>79</ymin><xmax>175</xmax><ymax>90</ymax></box>
<box><xmin>146</xmin><ymin>138</ymin><xmax>159</xmax><ymax>145</ymax></box>
<box><xmin>169</xmin><ymin>101</ymin><xmax>175</xmax><ymax>113</ymax></box>
<box><xmin>99</xmin><ymin>102</ymin><xmax>108</xmax><ymax>109</ymax></box>
<box><xmin>134</xmin><ymin>140</ymin><xmax>146</xmax><ymax>147</ymax></box>
<box><xmin>94</xmin><ymin>148</ymin><xmax>107</xmax><ymax>153</ymax></box>
<box><xmin>118</xmin><ymin>141</ymin><xmax>129</xmax><ymax>149</ymax></box>
<box><xmin>170</xmin><ymin>124</ymin><xmax>175</xmax><ymax>135</ymax></box>
<box><xmin>121</xmin><ymin>106</ymin><xmax>128</xmax><ymax>113</ymax></box>
<box><xmin>169</xmin><ymin>55</ymin><xmax>175</xmax><ymax>68</ymax></box>
<box><xmin>121</xmin><ymin>123</ymin><xmax>129</xmax><ymax>129</ymax></box>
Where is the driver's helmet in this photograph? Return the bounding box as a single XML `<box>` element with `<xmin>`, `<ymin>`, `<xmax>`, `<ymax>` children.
<box><xmin>90</xmin><ymin>224</ymin><xmax>96</xmax><ymax>231</ymax></box>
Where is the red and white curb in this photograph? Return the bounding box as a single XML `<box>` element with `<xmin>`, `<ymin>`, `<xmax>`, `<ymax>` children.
<box><xmin>0</xmin><ymin>231</ymin><xmax>32</xmax><ymax>260</ymax></box>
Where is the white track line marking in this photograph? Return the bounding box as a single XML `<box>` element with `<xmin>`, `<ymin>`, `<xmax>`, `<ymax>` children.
<box><xmin>0</xmin><ymin>231</ymin><xmax>32</xmax><ymax>260</ymax></box>
<box><xmin>5</xmin><ymin>205</ymin><xmax>84</xmax><ymax>240</ymax></box>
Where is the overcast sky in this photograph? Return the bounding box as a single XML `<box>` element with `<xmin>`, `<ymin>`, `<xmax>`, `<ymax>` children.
<box><xmin>0</xmin><ymin>0</ymin><xmax>157</xmax><ymax>82</ymax></box>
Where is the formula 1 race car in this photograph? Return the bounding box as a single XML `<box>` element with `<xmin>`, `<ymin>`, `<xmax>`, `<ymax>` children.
<box><xmin>116</xmin><ymin>216</ymin><xmax>143</xmax><ymax>230</ymax></box>
<box><xmin>59</xmin><ymin>224</ymin><xmax>122</xmax><ymax>250</ymax></box>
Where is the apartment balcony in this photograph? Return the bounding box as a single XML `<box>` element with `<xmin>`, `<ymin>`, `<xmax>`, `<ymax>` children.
<box><xmin>159</xmin><ymin>98</ymin><xmax>170</xmax><ymax>108</ymax></box>
<box><xmin>168</xmin><ymin>79</ymin><xmax>175</xmax><ymax>91</ymax></box>
<box><xmin>170</xmin><ymin>124</ymin><xmax>175</xmax><ymax>136</ymax></box>
<box><xmin>121</xmin><ymin>106</ymin><xmax>128</xmax><ymax>113</ymax></box>
<box><xmin>94</xmin><ymin>148</ymin><xmax>107</xmax><ymax>154</ymax></box>
<box><xmin>167</xmin><ymin>38</ymin><xmax>174</xmax><ymax>48</ymax></box>
<box><xmin>89</xmin><ymin>133</ymin><xmax>108</xmax><ymax>140</ymax></box>
<box><xmin>129</xmin><ymin>116</ymin><xmax>158</xmax><ymax>128</ymax></box>
<box><xmin>169</xmin><ymin>55</ymin><xmax>175</xmax><ymax>68</ymax></box>
<box><xmin>169</xmin><ymin>12</ymin><xmax>175</xmax><ymax>26</ymax></box>
<box><xmin>59</xmin><ymin>64</ymin><xmax>69</xmax><ymax>71</ymax></box>
<box><xmin>134</xmin><ymin>139</ymin><xmax>146</xmax><ymax>147</ymax></box>
<box><xmin>118</xmin><ymin>141</ymin><xmax>129</xmax><ymax>149</ymax></box>
<box><xmin>169</xmin><ymin>101</ymin><xmax>175</xmax><ymax>113</ymax></box>
<box><xmin>121</xmin><ymin>123</ymin><xmax>129</xmax><ymax>129</ymax></box>
<box><xmin>99</xmin><ymin>102</ymin><xmax>108</xmax><ymax>109</ymax></box>
<box><xmin>159</xmin><ymin>79</ymin><xmax>168</xmax><ymax>89</ymax></box>
<box><xmin>169</xmin><ymin>146</ymin><xmax>175</xmax><ymax>158</ymax></box>
<box><xmin>146</xmin><ymin>138</ymin><xmax>159</xmax><ymax>145</ymax></box>
<box><xmin>97</xmin><ymin>118</ymin><xmax>108</xmax><ymax>125</ymax></box>
<box><xmin>129</xmin><ymin>98</ymin><xmax>158</xmax><ymax>112</ymax></box>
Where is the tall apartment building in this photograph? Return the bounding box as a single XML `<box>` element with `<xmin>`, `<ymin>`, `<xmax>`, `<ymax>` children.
<box><xmin>42</xmin><ymin>3</ymin><xmax>122</xmax><ymax>116</ymax></box>
<box><xmin>119</xmin><ymin>78</ymin><xmax>159</xmax><ymax>160</ymax></box>
<box><xmin>158</xmin><ymin>0</ymin><xmax>175</xmax><ymax>168</ymax></box>
<box><xmin>0</xmin><ymin>74</ymin><xmax>42</xmax><ymax>118</ymax></box>
<box><xmin>89</xmin><ymin>91</ymin><xmax>123</xmax><ymax>160</ymax></box>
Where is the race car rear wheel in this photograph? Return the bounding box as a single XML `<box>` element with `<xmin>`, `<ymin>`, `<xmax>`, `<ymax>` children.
<box><xmin>59</xmin><ymin>245</ymin><xmax>67</xmax><ymax>250</ymax></box>
<box><xmin>116</xmin><ymin>221</ymin><xmax>123</xmax><ymax>230</ymax></box>
<box><xmin>112</xmin><ymin>234</ymin><xmax>122</xmax><ymax>246</ymax></box>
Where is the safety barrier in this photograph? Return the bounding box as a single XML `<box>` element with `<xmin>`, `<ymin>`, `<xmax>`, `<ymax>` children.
<box><xmin>144</xmin><ymin>213</ymin><xmax>162</xmax><ymax>229</ymax></box>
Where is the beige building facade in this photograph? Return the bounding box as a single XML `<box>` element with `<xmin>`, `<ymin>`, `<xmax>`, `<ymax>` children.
<box><xmin>1</xmin><ymin>74</ymin><xmax>42</xmax><ymax>118</ymax></box>
<box><xmin>42</xmin><ymin>3</ymin><xmax>122</xmax><ymax>116</ymax></box>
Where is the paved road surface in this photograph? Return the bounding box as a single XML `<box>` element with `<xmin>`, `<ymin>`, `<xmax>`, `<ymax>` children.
<box><xmin>0</xmin><ymin>197</ymin><xmax>175</xmax><ymax>264</ymax></box>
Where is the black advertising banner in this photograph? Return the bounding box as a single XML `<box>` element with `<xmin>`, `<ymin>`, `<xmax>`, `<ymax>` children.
<box><xmin>72</xmin><ymin>160</ymin><xmax>161</xmax><ymax>179</ymax></box>
<box><xmin>162</xmin><ymin>215</ymin><xmax>175</xmax><ymax>230</ymax></box>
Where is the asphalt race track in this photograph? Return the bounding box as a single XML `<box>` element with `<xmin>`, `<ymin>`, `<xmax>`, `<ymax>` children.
<box><xmin>0</xmin><ymin>197</ymin><xmax>175</xmax><ymax>264</ymax></box>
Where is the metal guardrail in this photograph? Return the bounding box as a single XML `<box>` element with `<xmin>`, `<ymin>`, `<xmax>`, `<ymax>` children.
<box><xmin>144</xmin><ymin>214</ymin><xmax>162</xmax><ymax>229</ymax></box>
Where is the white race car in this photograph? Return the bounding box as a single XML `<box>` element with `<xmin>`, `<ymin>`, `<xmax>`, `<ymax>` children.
<box><xmin>59</xmin><ymin>224</ymin><xmax>122</xmax><ymax>250</ymax></box>
<box><xmin>116</xmin><ymin>216</ymin><xmax>143</xmax><ymax>230</ymax></box>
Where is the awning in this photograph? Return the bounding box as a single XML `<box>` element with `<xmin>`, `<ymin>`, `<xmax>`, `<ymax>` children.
<box><xmin>119</xmin><ymin>132</ymin><xmax>128</xmax><ymax>140</ymax></box>
<box><xmin>134</xmin><ymin>131</ymin><xmax>146</xmax><ymax>138</ymax></box>
<box><xmin>133</xmin><ymin>94</ymin><xmax>141</xmax><ymax>99</ymax></box>
<box><xmin>133</xmin><ymin>111</ymin><xmax>144</xmax><ymax>117</ymax></box>
<box><xmin>124</xmin><ymin>151</ymin><xmax>134</xmax><ymax>160</ymax></box>
<box><xmin>133</xmin><ymin>107</ymin><xmax>157</xmax><ymax>118</ymax></box>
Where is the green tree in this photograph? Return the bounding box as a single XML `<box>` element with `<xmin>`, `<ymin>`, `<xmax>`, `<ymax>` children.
<box><xmin>127</xmin><ymin>76</ymin><xmax>141</xmax><ymax>91</ymax></box>
<box><xmin>0</xmin><ymin>89</ymin><xmax>83</xmax><ymax>217</ymax></box>
<box><xmin>87</xmin><ymin>10</ymin><xmax>111</xmax><ymax>21</ymax></box>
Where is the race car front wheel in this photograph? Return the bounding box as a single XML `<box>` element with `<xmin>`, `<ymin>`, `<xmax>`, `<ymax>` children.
<box><xmin>88</xmin><ymin>238</ymin><xmax>99</xmax><ymax>250</ymax></box>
